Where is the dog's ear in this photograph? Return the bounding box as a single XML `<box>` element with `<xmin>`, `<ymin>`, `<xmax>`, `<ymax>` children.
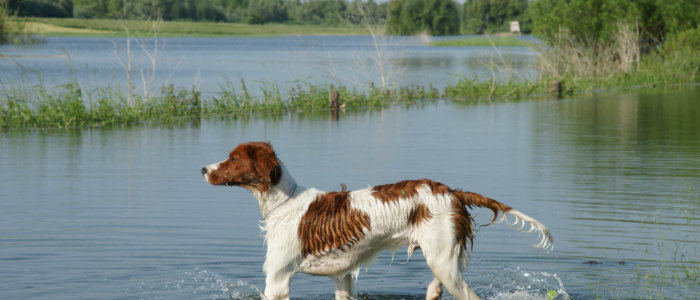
<box><xmin>251</xmin><ymin>143</ymin><xmax>282</xmax><ymax>189</ymax></box>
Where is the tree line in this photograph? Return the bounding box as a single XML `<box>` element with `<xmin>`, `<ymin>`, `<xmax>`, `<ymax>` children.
<box><xmin>5</xmin><ymin>0</ymin><xmax>532</xmax><ymax>33</ymax></box>
<box><xmin>5</xmin><ymin>0</ymin><xmax>387</xmax><ymax>25</ymax></box>
<box><xmin>3</xmin><ymin>0</ymin><xmax>699</xmax><ymax>41</ymax></box>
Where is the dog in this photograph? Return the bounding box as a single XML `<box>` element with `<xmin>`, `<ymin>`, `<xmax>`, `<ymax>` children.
<box><xmin>201</xmin><ymin>142</ymin><xmax>553</xmax><ymax>300</ymax></box>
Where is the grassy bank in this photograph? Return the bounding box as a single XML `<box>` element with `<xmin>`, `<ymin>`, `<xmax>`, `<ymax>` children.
<box><xmin>14</xmin><ymin>17</ymin><xmax>381</xmax><ymax>37</ymax></box>
<box><xmin>429</xmin><ymin>35</ymin><xmax>536</xmax><ymax>47</ymax></box>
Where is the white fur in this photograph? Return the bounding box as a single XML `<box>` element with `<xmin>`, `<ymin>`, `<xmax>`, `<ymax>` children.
<box><xmin>205</xmin><ymin>160</ymin><xmax>553</xmax><ymax>300</ymax></box>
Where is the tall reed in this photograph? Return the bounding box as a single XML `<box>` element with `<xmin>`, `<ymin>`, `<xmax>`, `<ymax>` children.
<box><xmin>534</xmin><ymin>22</ymin><xmax>643</xmax><ymax>92</ymax></box>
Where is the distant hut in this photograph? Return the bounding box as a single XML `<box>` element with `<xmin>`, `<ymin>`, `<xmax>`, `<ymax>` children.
<box><xmin>509</xmin><ymin>21</ymin><xmax>521</xmax><ymax>34</ymax></box>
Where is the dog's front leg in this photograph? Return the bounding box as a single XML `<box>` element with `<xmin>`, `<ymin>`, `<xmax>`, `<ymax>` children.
<box><xmin>263</xmin><ymin>271</ymin><xmax>293</xmax><ymax>300</ymax></box>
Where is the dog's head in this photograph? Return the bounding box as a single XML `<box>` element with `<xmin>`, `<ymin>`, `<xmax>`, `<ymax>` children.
<box><xmin>201</xmin><ymin>142</ymin><xmax>282</xmax><ymax>193</ymax></box>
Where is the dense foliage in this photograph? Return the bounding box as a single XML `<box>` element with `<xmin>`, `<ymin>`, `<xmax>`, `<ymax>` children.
<box><xmin>6</xmin><ymin>0</ymin><xmax>387</xmax><ymax>25</ymax></box>
<box><xmin>0</xmin><ymin>2</ymin><xmax>7</xmax><ymax>44</ymax></box>
<box><xmin>528</xmin><ymin>0</ymin><xmax>700</xmax><ymax>48</ymax></box>
<box><xmin>385</xmin><ymin>0</ymin><xmax>459</xmax><ymax>35</ymax></box>
<box><xmin>462</xmin><ymin>0</ymin><xmax>529</xmax><ymax>34</ymax></box>
<box><xmin>7</xmin><ymin>0</ymin><xmax>73</xmax><ymax>18</ymax></box>
<box><xmin>1</xmin><ymin>0</ymin><xmax>40</xmax><ymax>44</ymax></box>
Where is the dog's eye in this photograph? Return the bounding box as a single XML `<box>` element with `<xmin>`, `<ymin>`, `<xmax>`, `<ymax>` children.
<box><xmin>229</xmin><ymin>157</ymin><xmax>236</xmax><ymax>162</ymax></box>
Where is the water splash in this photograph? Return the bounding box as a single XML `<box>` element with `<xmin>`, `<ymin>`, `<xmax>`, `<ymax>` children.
<box><xmin>134</xmin><ymin>268</ymin><xmax>263</xmax><ymax>300</ymax></box>
<box><xmin>475</xmin><ymin>267</ymin><xmax>570</xmax><ymax>300</ymax></box>
<box><xmin>139</xmin><ymin>267</ymin><xmax>569</xmax><ymax>299</ymax></box>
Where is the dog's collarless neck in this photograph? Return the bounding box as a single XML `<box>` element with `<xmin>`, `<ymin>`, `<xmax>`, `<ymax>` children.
<box><xmin>264</xmin><ymin>183</ymin><xmax>297</xmax><ymax>219</ymax></box>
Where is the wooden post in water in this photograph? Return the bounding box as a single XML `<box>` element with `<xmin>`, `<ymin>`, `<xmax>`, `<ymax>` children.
<box><xmin>329</xmin><ymin>88</ymin><xmax>339</xmax><ymax>121</ymax></box>
<box><xmin>550</xmin><ymin>81</ymin><xmax>563</xmax><ymax>99</ymax></box>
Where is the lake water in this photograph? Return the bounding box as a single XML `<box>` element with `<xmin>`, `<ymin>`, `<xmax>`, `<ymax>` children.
<box><xmin>1</xmin><ymin>36</ymin><xmax>699</xmax><ymax>300</ymax></box>
<box><xmin>0</xmin><ymin>36</ymin><xmax>536</xmax><ymax>95</ymax></box>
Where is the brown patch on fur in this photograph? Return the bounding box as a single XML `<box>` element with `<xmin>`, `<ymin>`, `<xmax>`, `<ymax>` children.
<box><xmin>298</xmin><ymin>185</ymin><xmax>371</xmax><ymax>257</ymax></box>
<box><xmin>450</xmin><ymin>198</ymin><xmax>474</xmax><ymax>255</ymax></box>
<box><xmin>370</xmin><ymin>179</ymin><xmax>514</xmax><ymax>256</ymax></box>
<box><xmin>371</xmin><ymin>179</ymin><xmax>451</xmax><ymax>202</ymax></box>
<box><xmin>370</xmin><ymin>179</ymin><xmax>501</xmax><ymax>255</ymax></box>
<box><xmin>407</xmin><ymin>204</ymin><xmax>433</xmax><ymax>225</ymax></box>
<box><xmin>206</xmin><ymin>142</ymin><xmax>282</xmax><ymax>193</ymax></box>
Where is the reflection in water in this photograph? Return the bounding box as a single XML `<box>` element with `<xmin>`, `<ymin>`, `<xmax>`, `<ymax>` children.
<box><xmin>0</xmin><ymin>36</ymin><xmax>538</xmax><ymax>96</ymax></box>
<box><xmin>0</xmin><ymin>87</ymin><xmax>698</xmax><ymax>299</ymax></box>
<box><xmin>530</xmin><ymin>87</ymin><xmax>700</xmax><ymax>299</ymax></box>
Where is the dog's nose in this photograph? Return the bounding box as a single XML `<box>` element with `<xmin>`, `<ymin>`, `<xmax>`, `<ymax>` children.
<box><xmin>201</xmin><ymin>167</ymin><xmax>207</xmax><ymax>175</ymax></box>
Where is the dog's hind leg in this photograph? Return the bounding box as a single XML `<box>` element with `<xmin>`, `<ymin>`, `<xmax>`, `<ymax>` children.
<box><xmin>422</xmin><ymin>245</ymin><xmax>480</xmax><ymax>300</ymax></box>
<box><xmin>426</xmin><ymin>277</ymin><xmax>443</xmax><ymax>300</ymax></box>
<box><xmin>426</xmin><ymin>258</ymin><xmax>479</xmax><ymax>300</ymax></box>
<box><xmin>332</xmin><ymin>274</ymin><xmax>354</xmax><ymax>300</ymax></box>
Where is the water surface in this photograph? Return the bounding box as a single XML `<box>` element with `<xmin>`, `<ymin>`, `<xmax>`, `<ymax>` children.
<box><xmin>0</xmin><ymin>36</ymin><xmax>536</xmax><ymax>95</ymax></box>
<box><xmin>1</xmin><ymin>86</ymin><xmax>698</xmax><ymax>299</ymax></box>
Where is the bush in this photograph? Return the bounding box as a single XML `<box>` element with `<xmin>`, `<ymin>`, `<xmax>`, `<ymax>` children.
<box><xmin>663</xmin><ymin>27</ymin><xmax>700</xmax><ymax>54</ymax></box>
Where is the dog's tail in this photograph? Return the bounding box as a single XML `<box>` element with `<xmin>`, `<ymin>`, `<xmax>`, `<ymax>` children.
<box><xmin>453</xmin><ymin>190</ymin><xmax>554</xmax><ymax>251</ymax></box>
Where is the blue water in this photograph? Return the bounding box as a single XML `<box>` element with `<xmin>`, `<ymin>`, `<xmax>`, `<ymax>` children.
<box><xmin>0</xmin><ymin>35</ymin><xmax>536</xmax><ymax>95</ymax></box>
<box><xmin>1</xmin><ymin>36</ymin><xmax>699</xmax><ymax>299</ymax></box>
<box><xmin>1</xmin><ymin>86</ymin><xmax>699</xmax><ymax>299</ymax></box>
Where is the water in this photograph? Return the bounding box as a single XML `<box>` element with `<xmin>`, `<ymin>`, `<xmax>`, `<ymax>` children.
<box><xmin>0</xmin><ymin>36</ymin><xmax>536</xmax><ymax>95</ymax></box>
<box><xmin>1</xmin><ymin>83</ymin><xmax>699</xmax><ymax>299</ymax></box>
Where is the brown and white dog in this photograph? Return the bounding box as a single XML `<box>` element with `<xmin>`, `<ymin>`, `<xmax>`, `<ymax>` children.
<box><xmin>201</xmin><ymin>142</ymin><xmax>553</xmax><ymax>300</ymax></box>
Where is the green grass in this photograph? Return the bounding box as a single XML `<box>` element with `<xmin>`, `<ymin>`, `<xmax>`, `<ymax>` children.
<box><xmin>429</xmin><ymin>35</ymin><xmax>536</xmax><ymax>47</ymax></box>
<box><xmin>0</xmin><ymin>78</ymin><xmax>440</xmax><ymax>129</ymax></box>
<box><xmin>16</xmin><ymin>17</ymin><xmax>381</xmax><ymax>37</ymax></box>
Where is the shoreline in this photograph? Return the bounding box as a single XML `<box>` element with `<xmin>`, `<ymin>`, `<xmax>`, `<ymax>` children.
<box><xmin>13</xmin><ymin>17</ymin><xmax>382</xmax><ymax>38</ymax></box>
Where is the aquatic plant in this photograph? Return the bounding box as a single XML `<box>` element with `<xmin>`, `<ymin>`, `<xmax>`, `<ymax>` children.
<box><xmin>0</xmin><ymin>78</ymin><xmax>441</xmax><ymax>129</ymax></box>
<box><xmin>584</xmin><ymin>187</ymin><xmax>700</xmax><ymax>300</ymax></box>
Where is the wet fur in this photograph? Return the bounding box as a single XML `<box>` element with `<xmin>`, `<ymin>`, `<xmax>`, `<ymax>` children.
<box><xmin>202</xmin><ymin>142</ymin><xmax>553</xmax><ymax>300</ymax></box>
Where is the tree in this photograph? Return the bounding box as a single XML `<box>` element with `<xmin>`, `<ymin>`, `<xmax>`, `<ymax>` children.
<box><xmin>1</xmin><ymin>0</ymin><xmax>9</xmax><ymax>44</ymax></box>
<box><xmin>247</xmin><ymin>0</ymin><xmax>287</xmax><ymax>23</ymax></box>
<box><xmin>345</xmin><ymin>0</ymin><xmax>384</xmax><ymax>25</ymax></box>
<box><xmin>73</xmin><ymin>0</ymin><xmax>108</xmax><ymax>18</ymax></box>
<box><xmin>286</xmin><ymin>0</ymin><xmax>346</xmax><ymax>25</ymax></box>
<box><xmin>107</xmin><ymin>0</ymin><xmax>123</xmax><ymax>17</ymax></box>
<box><xmin>528</xmin><ymin>0</ymin><xmax>700</xmax><ymax>47</ymax></box>
<box><xmin>462</xmin><ymin>0</ymin><xmax>528</xmax><ymax>35</ymax></box>
<box><xmin>432</xmin><ymin>0</ymin><xmax>459</xmax><ymax>35</ymax></box>
<box><xmin>11</xmin><ymin>0</ymin><xmax>73</xmax><ymax>17</ymax></box>
<box><xmin>385</xmin><ymin>0</ymin><xmax>405</xmax><ymax>34</ymax></box>
<box><xmin>386</xmin><ymin>0</ymin><xmax>459</xmax><ymax>35</ymax></box>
